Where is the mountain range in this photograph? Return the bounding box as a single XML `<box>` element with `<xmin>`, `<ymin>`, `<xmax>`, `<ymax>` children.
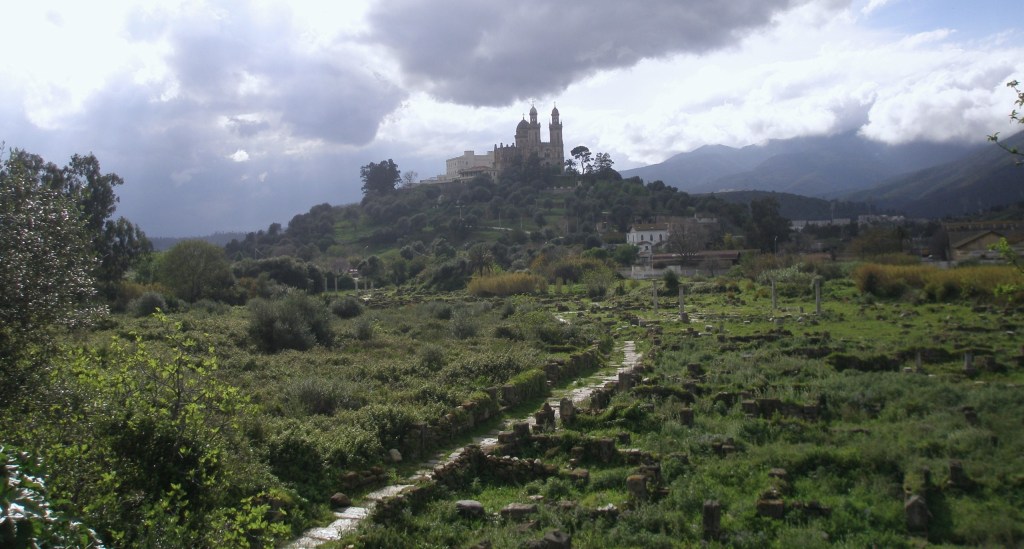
<box><xmin>621</xmin><ymin>130</ymin><xmax>1024</xmax><ymax>218</ymax></box>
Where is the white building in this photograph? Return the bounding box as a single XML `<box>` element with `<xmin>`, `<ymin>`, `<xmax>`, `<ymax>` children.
<box><xmin>627</xmin><ymin>223</ymin><xmax>671</xmax><ymax>253</ymax></box>
<box><xmin>436</xmin><ymin>150</ymin><xmax>495</xmax><ymax>182</ymax></box>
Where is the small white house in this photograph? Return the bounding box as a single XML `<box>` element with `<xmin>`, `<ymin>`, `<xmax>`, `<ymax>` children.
<box><xmin>627</xmin><ymin>223</ymin><xmax>671</xmax><ymax>253</ymax></box>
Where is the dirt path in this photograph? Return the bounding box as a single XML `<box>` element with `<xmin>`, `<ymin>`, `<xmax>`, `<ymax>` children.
<box><xmin>289</xmin><ymin>341</ymin><xmax>642</xmax><ymax>548</ymax></box>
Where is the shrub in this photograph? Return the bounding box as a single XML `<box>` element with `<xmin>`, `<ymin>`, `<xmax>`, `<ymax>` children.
<box><xmin>419</xmin><ymin>345</ymin><xmax>446</xmax><ymax>371</ymax></box>
<box><xmin>331</xmin><ymin>295</ymin><xmax>363</xmax><ymax>318</ymax></box>
<box><xmin>281</xmin><ymin>377</ymin><xmax>366</xmax><ymax>416</ymax></box>
<box><xmin>425</xmin><ymin>301</ymin><xmax>453</xmax><ymax>320</ymax></box>
<box><xmin>352</xmin><ymin>317</ymin><xmax>374</xmax><ymax>341</ymax></box>
<box><xmin>248</xmin><ymin>293</ymin><xmax>334</xmax><ymax>353</ymax></box>
<box><xmin>450</xmin><ymin>308</ymin><xmax>477</xmax><ymax>339</ymax></box>
<box><xmin>130</xmin><ymin>292</ymin><xmax>167</xmax><ymax>317</ymax></box>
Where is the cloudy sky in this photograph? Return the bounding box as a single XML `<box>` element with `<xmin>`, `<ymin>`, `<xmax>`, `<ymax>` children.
<box><xmin>1</xmin><ymin>0</ymin><xmax>1021</xmax><ymax>236</ymax></box>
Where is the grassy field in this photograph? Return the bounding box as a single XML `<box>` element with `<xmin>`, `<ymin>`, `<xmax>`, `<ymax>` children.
<box><xmin>5</xmin><ymin>264</ymin><xmax>1023</xmax><ymax>547</ymax></box>
<box><xmin>328</xmin><ymin>274</ymin><xmax>1024</xmax><ymax>548</ymax></box>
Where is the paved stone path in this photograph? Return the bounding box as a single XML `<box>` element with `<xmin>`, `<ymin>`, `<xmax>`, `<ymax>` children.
<box><xmin>288</xmin><ymin>341</ymin><xmax>642</xmax><ymax>548</ymax></box>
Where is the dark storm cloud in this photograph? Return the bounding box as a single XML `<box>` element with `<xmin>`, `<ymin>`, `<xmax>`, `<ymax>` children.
<box><xmin>128</xmin><ymin>1</ymin><xmax>405</xmax><ymax>146</ymax></box>
<box><xmin>35</xmin><ymin>2</ymin><xmax>410</xmax><ymax>235</ymax></box>
<box><xmin>367</xmin><ymin>0</ymin><xmax>826</xmax><ymax>105</ymax></box>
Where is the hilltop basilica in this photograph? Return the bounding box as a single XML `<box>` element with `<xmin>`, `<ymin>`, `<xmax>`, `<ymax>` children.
<box><xmin>435</xmin><ymin>105</ymin><xmax>564</xmax><ymax>182</ymax></box>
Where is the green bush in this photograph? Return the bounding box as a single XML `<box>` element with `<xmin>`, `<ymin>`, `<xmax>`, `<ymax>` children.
<box><xmin>281</xmin><ymin>377</ymin><xmax>365</xmax><ymax>416</ymax></box>
<box><xmin>248</xmin><ymin>293</ymin><xmax>334</xmax><ymax>353</ymax></box>
<box><xmin>129</xmin><ymin>291</ymin><xmax>167</xmax><ymax>317</ymax></box>
<box><xmin>450</xmin><ymin>308</ymin><xmax>477</xmax><ymax>339</ymax></box>
<box><xmin>352</xmin><ymin>317</ymin><xmax>374</xmax><ymax>341</ymax></box>
<box><xmin>331</xmin><ymin>295</ymin><xmax>363</xmax><ymax>319</ymax></box>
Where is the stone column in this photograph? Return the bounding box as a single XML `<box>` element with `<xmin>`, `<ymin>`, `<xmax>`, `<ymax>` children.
<box><xmin>814</xmin><ymin>277</ymin><xmax>822</xmax><ymax>315</ymax></box>
<box><xmin>652</xmin><ymin>280</ymin><xmax>658</xmax><ymax>314</ymax></box>
<box><xmin>703</xmin><ymin>500</ymin><xmax>721</xmax><ymax>540</ymax></box>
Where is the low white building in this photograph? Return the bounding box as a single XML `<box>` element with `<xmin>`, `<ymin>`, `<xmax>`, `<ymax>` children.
<box><xmin>627</xmin><ymin>223</ymin><xmax>671</xmax><ymax>253</ymax></box>
<box><xmin>434</xmin><ymin>150</ymin><xmax>495</xmax><ymax>182</ymax></box>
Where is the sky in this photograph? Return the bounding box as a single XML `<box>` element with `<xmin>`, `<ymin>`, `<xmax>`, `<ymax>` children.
<box><xmin>1</xmin><ymin>0</ymin><xmax>1021</xmax><ymax>236</ymax></box>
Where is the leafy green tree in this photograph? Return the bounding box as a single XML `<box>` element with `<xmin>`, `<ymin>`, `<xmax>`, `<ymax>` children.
<box><xmin>613</xmin><ymin>244</ymin><xmax>640</xmax><ymax>266</ymax></box>
<box><xmin>571</xmin><ymin>146</ymin><xmax>592</xmax><ymax>174</ymax></box>
<box><xmin>593</xmin><ymin>152</ymin><xmax>617</xmax><ymax>178</ymax></box>
<box><xmin>360</xmin><ymin>159</ymin><xmax>401</xmax><ymax>198</ymax></box>
<box><xmin>467</xmin><ymin>243</ymin><xmax>494</xmax><ymax>276</ymax></box>
<box><xmin>2</xmin><ymin>149</ymin><xmax>150</xmax><ymax>298</ymax></box>
<box><xmin>158</xmin><ymin>240</ymin><xmax>234</xmax><ymax>302</ymax></box>
<box><xmin>746</xmin><ymin>197</ymin><xmax>791</xmax><ymax>252</ymax></box>
<box><xmin>0</xmin><ymin>151</ymin><xmax>101</xmax><ymax>400</ymax></box>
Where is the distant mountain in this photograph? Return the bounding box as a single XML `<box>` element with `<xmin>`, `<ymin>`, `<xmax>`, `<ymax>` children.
<box><xmin>845</xmin><ymin>131</ymin><xmax>1024</xmax><ymax>218</ymax></box>
<box><xmin>621</xmin><ymin>131</ymin><xmax>981</xmax><ymax>197</ymax></box>
<box><xmin>149</xmin><ymin>232</ymin><xmax>248</xmax><ymax>251</ymax></box>
<box><xmin>705</xmin><ymin>190</ymin><xmax>873</xmax><ymax>221</ymax></box>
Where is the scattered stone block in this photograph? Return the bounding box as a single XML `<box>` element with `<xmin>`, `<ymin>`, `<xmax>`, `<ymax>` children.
<box><xmin>330</xmin><ymin>492</ymin><xmax>351</xmax><ymax>508</ymax></box>
<box><xmin>679</xmin><ymin>407</ymin><xmax>694</xmax><ymax>427</ymax></box>
<box><xmin>756</xmin><ymin>498</ymin><xmax>785</xmax><ymax>519</ymax></box>
<box><xmin>566</xmin><ymin>468</ymin><xmax>589</xmax><ymax>485</ymax></box>
<box><xmin>500</xmin><ymin>502</ymin><xmax>538</xmax><ymax>521</ymax></box>
<box><xmin>513</xmin><ymin>422</ymin><xmax>531</xmax><ymax>440</ymax></box>
<box><xmin>596</xmin><ymin>438</ymin><xmax>616</xmax><ymax>463</ymax></box>
<box><xmin>905</xmin><ymin>494</ymin><xmax>930</xmax><ymax>533</ymax></box>
<box><xmin>947</xmin><ymin>460</ymin><xmax>974</xmax><ymax>490</ymax></box>
<box><xmin>456</xmin><ymin>499</ymin><xmax>485</xmax><ymax>519</ymax></box>
<box><xmin>540</xmin><ymin>529</ymin><xmax>572</xmax><ymax>549</ymax></box>
<box><xmin>626</xmin><ymin>474</ymin><xmax>648</xmax><ymax>500</ymax></box>
<box><xmin>388</xmin><ymin>448</ymin><xmax>402</xmax><ymax>463</ymax></box>
<box><xmin>559</xmin><ymin>398</ymin><xmax>575</xmax><ymax>425</ymax></box>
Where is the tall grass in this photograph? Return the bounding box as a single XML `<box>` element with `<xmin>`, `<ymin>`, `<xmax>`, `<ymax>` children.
<box><xmin>852</xmin><ymin>263</ymin><xmax>1022</xmax><ymax>300</ymax></box>
<box><xmin>467</xmin><ymin>272</ymin><xmax>547</xmax><ymax>297</ymax></box>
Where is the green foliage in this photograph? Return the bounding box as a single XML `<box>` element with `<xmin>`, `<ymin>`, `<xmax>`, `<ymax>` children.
<box><xmin>2</xmin><ymin>317</ymin><xmax>296</xmax><ymax>547</ymax></box>
<box><xmin>352</xmin><ymin>317</ymin><xmax>375</xmax><ymax>341</ymax></box>
<box><xmin>159</xmin><ymin>240</ymin><xmax>235</xmax><ymax>302</ymax></box>
<box><xmin>449</xmin><ymin>307</ymin><xmax>478</xmax><ymax>339</ymax></box>
<box><xmin>360</xmin><ymin>159</ymin><xmax>401</xmax><ymax>198</ymax></box>
<box><xmin>0</xmin><ymin>153</ymin><xmax>102</xmax><ymax>400</ymax></box>
<box><xmin>330</xmin><ymin>295</ymin><xmax>363</xmax><ymax>318</ymax></box>
<box><xmin>129</xmin><ymin>291</ymin><xmax>167</xmax><ymax>317</ymax></box>
<box><xmin>232</xmin><ymin>256</ymin><xmax>325</xmax><ymax>293</ymax></box>
<box><xmin>0</xmin><ymin>446</ymin><xmax>103</xmax><ymax>548</ymax></box>
<box><xmin>248</xmin><ymin>293</ymin><xmax>334</xmax><ymax>353</ymax></box>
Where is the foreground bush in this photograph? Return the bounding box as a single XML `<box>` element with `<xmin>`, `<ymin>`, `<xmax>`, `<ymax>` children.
<box><xmin>467</xmin><ymin>272</ymin><xmax>547</xmax><ymax>297</ymax></box>
<box><xmin>248</xmin><ymin>293</ymin><xmax>334</xmax><ymax>352</ymax></box>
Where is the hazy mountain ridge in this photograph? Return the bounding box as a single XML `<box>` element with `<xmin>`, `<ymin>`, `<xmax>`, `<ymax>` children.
<box><xmin>149</xmin><ymin>232</ymin><xmax>248</xmax><ymax>251</ymax></box>
<box><xmin>845</xmin><ymin>131</ymin><xmax>1024</xmax><ymax>217</ymax></box>
<box><xmin>621</xmin><ymin>131</ymin><xmax>983</xmax><ymax>197</ymax></box>
<box><xmin>703</xmin><ymin>190</ymin><xmax>873</xmax><ymax>221</ymax></box>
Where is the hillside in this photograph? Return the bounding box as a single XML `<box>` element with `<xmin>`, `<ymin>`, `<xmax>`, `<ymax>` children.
<box><xmin>705</xmin><ymin>190</ymin><xmax>874</xmax><ymax>220</ymax></box>
<box><xmin>845</xmin><ymin>130</ymin><xmax>1024</xmax><ymax>217</ymax></box>
<box><xmin>621</xmin><ymin>131</ymin><xmax>980</xmax><ymax>197</ymax></box>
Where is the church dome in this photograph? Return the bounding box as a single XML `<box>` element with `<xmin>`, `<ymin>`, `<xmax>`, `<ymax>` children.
<box><xmin>516</xmin><ymin>118</ymin><xmax>529</xmax><ymax>136</ymax></box>
<box><xmin>529</xmin><ymin>105</ymin><xmax>538</xmax><ymax>116</ymax></box>
<box><xmin>551</xmin><ymin>106</ymin><xmax>559</xmax><ymax>116</ymax></box>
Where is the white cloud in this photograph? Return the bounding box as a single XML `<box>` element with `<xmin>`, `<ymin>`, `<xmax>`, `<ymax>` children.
<box><xmin>229</xmin><ymin>149</ymin><xmax>250</xmax><ymax>162</ymax></box>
